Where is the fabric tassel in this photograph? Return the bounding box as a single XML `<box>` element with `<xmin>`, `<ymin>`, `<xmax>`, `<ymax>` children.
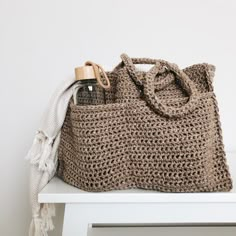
<box><xmin>29</xmin><ymin>217</ymin><xmax>48</xmax><ymax>236</ymax></box>
<box><xmin>41</xmin><ymin>203</ymin><xmax>56</xmax><ymax>231</ymax></box>
<box><xmin>26</xmin><ymin>130</ymin><xmax>55</xmax><ymax>173</ymax></box>
<box><xmin>26</xmin><ymin>131</ymin><xmax>46</xmax><ymax>164</ymax></box>
<box><xmin>38</xmin><ymin>137</ymin><xmax>54</xmax><ymax>172</ymax></box>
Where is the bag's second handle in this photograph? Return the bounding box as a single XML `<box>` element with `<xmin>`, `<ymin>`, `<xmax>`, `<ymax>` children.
<box><xmin>120</xmin><ymin>53</ymin><xmax>200</xmax><ymax>118</ymax></box>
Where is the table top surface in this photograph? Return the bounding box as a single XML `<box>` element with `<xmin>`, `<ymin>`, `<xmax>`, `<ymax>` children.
<box><xmin>39</xmin><ymin>152</ymin><xmax>236</xmax><ymax>204</ymax></box>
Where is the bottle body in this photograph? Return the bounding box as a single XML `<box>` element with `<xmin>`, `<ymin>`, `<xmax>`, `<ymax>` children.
<box><xmin>74</xmin><ymin>78</ymin><xmax>106</xmax><ymax>105</ymax></box>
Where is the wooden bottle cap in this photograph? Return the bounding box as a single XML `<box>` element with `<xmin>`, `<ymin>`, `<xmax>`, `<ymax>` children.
<box><xmin>74</xmin><ymin>66</ymin><xmax>96</xmax><ymax>80</ymax></box>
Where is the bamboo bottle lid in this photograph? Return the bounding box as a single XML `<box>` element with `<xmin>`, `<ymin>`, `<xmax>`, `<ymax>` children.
<box><xmin>74</xmin><ymin>66</ymin><xmax>96</xmax><ymax>80</ymax></box>
<box><xmin>74</xmin><ymin>61</ymin><xmax>111</xmax><ymax>89</ymax></box>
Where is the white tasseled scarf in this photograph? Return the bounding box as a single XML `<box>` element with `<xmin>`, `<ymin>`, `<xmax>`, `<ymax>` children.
<box><xmin>26</xmin><ymin>77</ymin><xmax>77</xmax><ymax>236</ymax></box>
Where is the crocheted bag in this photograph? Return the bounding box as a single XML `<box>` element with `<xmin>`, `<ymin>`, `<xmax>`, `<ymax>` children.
<box><xmin>57</xmin><ymin>53</ymin><xmax>232</xmax><ymax>192</ymax></box>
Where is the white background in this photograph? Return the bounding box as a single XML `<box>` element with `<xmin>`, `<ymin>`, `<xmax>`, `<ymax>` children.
<box><xmin>0</xmin><ymin>0</ymin><xmax>236</xmax><ymax>235</ymax></box>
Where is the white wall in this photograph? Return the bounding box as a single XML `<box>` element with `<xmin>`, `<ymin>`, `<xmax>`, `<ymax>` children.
<box><xmin>0</xmin><ymin>0</ymin><xmax>236</xmax><ymax>235</ymax></box>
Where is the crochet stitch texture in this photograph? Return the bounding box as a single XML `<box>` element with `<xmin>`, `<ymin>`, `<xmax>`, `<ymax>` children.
<box><xmin>57</xmin><ymin>54</ymin><xmax>232</xmax><ymax>192</ymax></box>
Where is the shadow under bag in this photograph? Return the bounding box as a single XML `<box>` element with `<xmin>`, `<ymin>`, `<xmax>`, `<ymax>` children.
<box><xmin>57</xmin><ymin>53</ymin><xmax>232</xmax><ymax>192</ymax></box>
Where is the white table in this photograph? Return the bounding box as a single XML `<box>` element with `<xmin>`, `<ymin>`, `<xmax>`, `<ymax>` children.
<box><xmin>39</xmin><ymin>152</ymin><xmax>236</xmax><ymax>236</ymax></box>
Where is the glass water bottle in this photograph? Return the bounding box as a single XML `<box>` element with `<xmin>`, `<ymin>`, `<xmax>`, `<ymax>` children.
<box><xmin>73</xmin><ymin>65</ymin><xmax>107</xmax><ymax>105</ymax></box>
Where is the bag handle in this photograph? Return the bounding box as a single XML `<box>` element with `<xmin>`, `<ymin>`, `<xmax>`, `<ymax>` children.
<box><xmin>120</xmin><ymin>54</ymin><xmax>176</xmax><ymax>91</ymax></box>
<box><xmin>120</xmin><ymin>53</ymin><xmax>200</xmax><ymax>118</ymax></box>
<box><xmin>120</xmin><ymin>54</ymin><xmax>158</xmax><ymax>87</ymax></box>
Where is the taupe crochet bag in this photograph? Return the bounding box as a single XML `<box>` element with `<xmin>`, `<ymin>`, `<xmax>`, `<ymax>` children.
<box><xmin>57</xmin><ymin>53</ymin><xmax>232</xmax><ymax>192</ymax></box>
